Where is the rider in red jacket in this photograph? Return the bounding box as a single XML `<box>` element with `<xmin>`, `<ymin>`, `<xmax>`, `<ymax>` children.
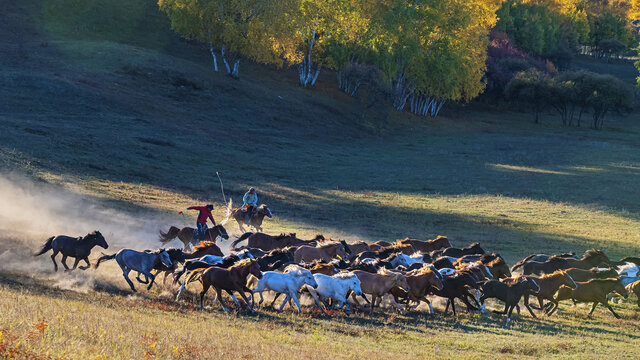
<box><xmin>180</xmin><ymin>204</ymin><xmax>215</xmax><ymax>241</ymax></box>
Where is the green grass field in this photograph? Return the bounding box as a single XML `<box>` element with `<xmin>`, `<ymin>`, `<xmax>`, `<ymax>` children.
<box><xmin>1</xmin><ymin>1</ymin><xmax>640</xmax><ymax>359</ymax></box>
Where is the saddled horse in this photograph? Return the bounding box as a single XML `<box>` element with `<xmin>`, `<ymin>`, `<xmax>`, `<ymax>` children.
<box><xmin>159</xmin><ymin>224</ymin><xmax>229</xmax><ymax>251</ymax></box>
<box><xmin>95</xmin><ymin>248</ymin><xmax>172</xmax><ymax>292</ymax></box>
<box><xmin>34</xmin><ymin>231</ymin><xmax>108</xmax><ymax>272</ymax></box>
<box><xmin>232</xmin><ymin>232</ymin><xmax>322</xmax><ymax>252</ymax></box>
<box><xmin>230</xmin><ymin>204</ymin><xmax>273</xmax><ymax>232</ymax></box>
<box><xmin>397</xmin><ymin>236</ymin><xmax>452</xmax><ymax>253</ymax></box>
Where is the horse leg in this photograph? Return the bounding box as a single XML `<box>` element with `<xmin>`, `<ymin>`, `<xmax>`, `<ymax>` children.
<box><xmin>450</xmin><ymin>298</ymin><xmax>457</xmax><ymax>317</ymax></box>
<box><xmin>214</xmin><ymin>288</ymin><xmax>229</xmax><ymax>312</ymax></box>
<box><xmin>289</xmin><ymin>290</ymin><xmax>303</xmax><ymax>313</ymax></box>
<box><xmin>50</xmin><ymin>250</ymin><xmax>59</xmax><ymax>272</ymax></box>
<box><xmin>226</xmin><ymin>290</ymin><xmax>242</xmax><ymax>307</ymax></box>
<box><xmin>146</xmin><ymin>272</ymin><xmax>156</xmax><ymax>290</ymax></box>
<box><xmin>523</xmin><ymin>295</ymin><xmax>537</xmax><ymax>318</ymax></box>
<box><xmin>270</xmin><ymin>293</ymin><xmax>283</xmax><ymax>308</ymax></box>
<box><xmin>388</xmin><ymin>295</ymin><xmax>407</xmax><ymax>314</ymax></box>
<box><xmin>199</xmin><ymin>282</ymin><xmax>211</xmax><ymax>310</ymax></box>
<box><xmin>237</xmin><ymin>289</ymin><xmax>255</xmax><ymax>312</ymax></box>
<box><xmin>307</xmin><ymin>288</ymin><xmax>328</xmax><ymax>315</ymax></box>
<box><xmin>70</xmin><ymin>257</ymin><xmax>81</xmax><ymax>270</ymax></box>
<box><xmin>61</xmin><ymin>255</ymin><xmax>71</xmax><ymax>271</ymax></box>
<box><xmin>506</xmin><ymin>304</ymin><xmax>516</xmax><ymax>325</ymax></box>
<box><xmin>370</xmin><ymin>295</ymin><xmax>377</xmax><ymax>314</ymax></box>
<box><xmin>493</xmin><ymin>303</ymin><xmax>508</xmax><ymax>315</ymax></box>
<box><xmin>587</xmin><ymin>302</ymin><xmax>598</xmax><ymax>317</ymax></box>
<box><xmin>122</xmin><ymin>268</ymin><xmax>136</xmax><ymax>292</ymax></box>
<box><xmin>461</xmin><ymin>296</ymin><xmax>478</xmax><ymax>312</ymax></box>
<box><xmin>417</xmin><ymin>296</ymin><xmax>433</xmax><ymax>315</ymax></box>
<box><xmin>444</xmin><ymin>299</ymin><xmax>451</xmax><ymax>314</ymax></box>
<box><xmin>604</xmin><ymin>302</ymin><xmax>621</xmax><ymax>319</ymax></box>
<box><xmin>79</xmin><ymin>257</ymin><xmax>91</xmax><ymax>270</ymax></box>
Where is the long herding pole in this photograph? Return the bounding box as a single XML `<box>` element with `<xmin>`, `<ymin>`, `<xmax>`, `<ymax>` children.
<box><xmin>216</xmin><ymin>171</ymin><xmax>227</xmax><ymax>206</ymax></box>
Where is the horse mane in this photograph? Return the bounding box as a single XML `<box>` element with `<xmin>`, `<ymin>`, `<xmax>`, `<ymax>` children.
<box><xmin>192</xmin><ymin>241</ymin><xmax>218</xmax><ymax>252</ymax></box>
<box><xmin>284</xmin><ymin>264</ymin><xmax>308</xmax><ymax>276</ymax></box>
<box><xmin>467</xmin><ymin>242</ymin><xmax>481</xmax><ymax>249</ymax></box>
<box><xmin>414</xmin><ymin>265</ymin><xmax>435</xmax><ymax>276</ymax></box>
<box><xmin>434</xmin><ymin>235</ymin><xmax>448</xmax><ymax>241</ymax></box>
<box><xmin>377</xmin><ymin>267</ymin><xmax>389</xmax><ymax>275</ymax></box>
<box><xmin>333</xmin><ymin>272</ymin><xmax>356</xmax><ymax>279</ymax></box>
<box><xmin>231</xmin><ymin>258</ymin><xmax>254</xmax><ymax>268</ymax></box>
<box><xmin>80</xmin><ymin>231</ymin><xmax>101</xmax><ymax>243</ymax></box>
<box><xmin>540</xmin><ymin>270</ymin><xmax>567</xmax><ymax>279</ymax></box>
<box><xmin>313</xmin><ymin>234</ymin><xmax>325</xmax><ymax>241</ymax></box>
<box><xmin>318</xmin><ymin>242</ymin><xmax>341</xmax><ymax>249</ymax></box>
<box><xmin>487</xmin><ymin>256</ymin><xmax>506</xmax><ymax>267</ymax></box>
<box><xmin>583</xmin><ymin>249</ymin><xmax>605</xmax><ymax>260</ymax></box>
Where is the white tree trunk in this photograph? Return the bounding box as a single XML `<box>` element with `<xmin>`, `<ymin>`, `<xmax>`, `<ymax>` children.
<box><xmin>391</xmin><ymin>75</ymin><xmax>411</xmax><ymax>111</ymax></box>
<box><xmin>231</xmin><ymin>59</ymin><xmax>240</xmax><ymax>78</ymax></box>
<box><xmin>210</xmin><ymin>47</ymin><xmax>219</xmax><ymax>72</ymax></box>
<box><xmin>221</xmin><ymin>44</ymin><xmax>232</xmax><ymax>74</ymax></box>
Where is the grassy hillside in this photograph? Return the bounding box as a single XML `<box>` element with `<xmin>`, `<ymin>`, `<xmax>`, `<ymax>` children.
<box><xmin>1</xmin><ymin>1</ymin><xmax>640</xmax><ymax>359</ymax></box>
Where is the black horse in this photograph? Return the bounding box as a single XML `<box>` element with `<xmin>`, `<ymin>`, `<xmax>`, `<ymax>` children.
<box><xmin>34</xmin><ymin>231</ymin><xmax>108</xmax><ymax>271</ymax></box>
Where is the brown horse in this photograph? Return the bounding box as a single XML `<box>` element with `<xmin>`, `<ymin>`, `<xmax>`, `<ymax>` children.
<box><xmin>34</xmin><ymin>231</ymin><xmax>108</xmax><ymax>272</ymax></box>
<box><xmin>231</xmin><ymin>232</ymin><xmax>322</xmax><ymax>252</ymax></box>
<box><xmin>231</xmin><ymin>204</ymin><xmax>272</xmax><ymax>232</ymax></box>
<box><xmin>159</xmin><ymin>224</ymin><xmax>229</xmax><ymax>251</ymax></box>
<box><xmin>550</xmin><ymin>278</ymin><xmax>628</xmax><ymax>318</ymax></box>
<box><xmin>301</xmin><ymin>260</ymin><xmax>339</xmax><ymax>276</ymax></box>
<box><xmin>522</xmin><ymin>249</ymin><xmax>610</xmax><ymax>275</ymax></box>
<box><xmin>480</xmin><ymin>276</ymin><xmax>540</xmax><ymax>323</ymax></box>
<box><xmin>350</xmin><ymin>268</ymin><xmax>411</xmax><ymax>314</ymax></box>
<box><xmin>368</xmin><ymin>241</ymin><xmax>392</xmax><ymax>252</ymax></box>
<box><xmin>626</xmin><ymin>280</ymin><xmax>640</xmax><ymax>308</ymax></box>
<box><xmin>397</xmin><ymin>236</ymin><xmax>452</xmax><ymax>253</ymax></box>
<box><xmin>564</xmin><ymin>267</ymin><xmax>619</xmax><ymax>282</ymax></box>
<box><xmin>390</xmin><ymin>267</ymin><xmax>444</xmax><ymax>315</ymax></box>
<box><xmin>518</xmin><ymin>270</ymin><xmax>577</xmax><ymax>318</ymax></box>
<box><xmin>294</xmin><ymin>242</ymin><xmax>348</xmax><ymax>263</ymax></box>
<box><xmin>343</xmin><ymin>241</ymin><xmax>373</xmax><ymax>255</ymax></box>
<box><xmin>197</xmin><ymin>259</ymin><xmax>263</xmax><ymax>312</ymax></box>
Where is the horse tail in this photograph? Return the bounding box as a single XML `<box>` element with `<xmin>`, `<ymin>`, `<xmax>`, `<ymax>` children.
<box><xmin>159</xmin><ymin>226</ymin><xmax>180</xmax><ymax>244</ymax></box>
<box><xmin>94</xmin><ymin>253</ymin><xmax>116</xmax><ymax>269</ymax></box>
<box><xmin>231</xmin><ymin>232</ymin><xmax>252</xmax><ymax>250</ymax></box>
<box><xmin>511</xmin><ymin>254</ymin><xmax>535</xmax><ymax>272</ymax></box>
<box><xmin>173</xmin><ymin>265</ymin><xmax>187</xmax><ymax>285</ymax></box>
<box><xmin>183</xmin><ymin>268</ymin><xmax>206</xmax><ymax>287</ymax></box>
<box><xmin>34</xmin><ymin>237</ymin><xmax>54</xmax><ymax>256</ymax></box>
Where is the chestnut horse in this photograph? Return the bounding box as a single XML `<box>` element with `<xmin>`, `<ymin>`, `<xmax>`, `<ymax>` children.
<box><xmin>518</xmin><ymin>270</ymin><xmax>577</xmax><ymax>318</ymax></box>
<box><xmin>294</xmin><ymin>242</ymin><xmax>348</xmax><ymax>263</ymax></box>
<box><xmin>198</xmin><ymin>259</ymin><xmax>263</xmax><ymax>312</ymax></box>
<box><xmin>397</xmin><ymin>236</ymin><xmax>452</xmax><ymax>253</ymax></box>
<box><xmin>390</xmin><ymin>266</ymin><xmax>444</xmax><ymax>315</ymax></box>
<box><xmin>34</xmin><ymin>231</ymin><xmax>108</xmax><ymax>272</ymax></box>
<box><xmin>159</xmin><ymin>224</ymin><xmax>229</xmax><ymax>251</ymax></box>
<box><xmin>550</xmin><ymin>278</ymin><xmax>628</xmax><ymax>318</ymax></box>
<box><xmin>349</xmin><ymin>268</ymin><xmax>410</xmax><ymax>314</ymax></box>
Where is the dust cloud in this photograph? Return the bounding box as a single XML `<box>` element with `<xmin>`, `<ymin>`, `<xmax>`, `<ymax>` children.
<box><xmin>0</xmin><ymin>173</ymin><xmax>183</xmax><ymax>292</ymax></box>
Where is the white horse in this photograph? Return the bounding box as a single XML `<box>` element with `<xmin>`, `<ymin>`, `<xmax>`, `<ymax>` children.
<box><xmin>95</xmin><ymin>248</ymin><xmax>172</xmax><ymax>292</ymax></box>
<box><xmin>251</xmin><ymin>265</ymin><xmax>318</xmax><ymax>312</ymax></box>
<box><xmin>389</xmin><ymin>253</ymin><xmax>423</xmax><ymax>268</ymax></box>
<box><xmin>306</xmin><ymin>272</ymin><xmax>363</xmax><ymax>315</ymax></box>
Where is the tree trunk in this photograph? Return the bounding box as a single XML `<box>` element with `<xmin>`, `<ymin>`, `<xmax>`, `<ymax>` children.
<box><xmin>231</xmin><ymin>59</ymin><xmax>240</xmax><ymax>78</ymax></box>
<box><xmin>221</xmin><ymin>44</ymin><xmax>232</xmax><ymax>75</ymax></box>
<box><xmin>210</xmin><ymin>47</ymin><xmax>219</xmax><ymax>72</ymax></box>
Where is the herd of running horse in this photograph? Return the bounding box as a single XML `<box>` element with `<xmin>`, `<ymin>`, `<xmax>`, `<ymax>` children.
<box><xmin>33</xmin><ymin>227</ymin><xmax>640</xmax><ymax>324</ymax></box>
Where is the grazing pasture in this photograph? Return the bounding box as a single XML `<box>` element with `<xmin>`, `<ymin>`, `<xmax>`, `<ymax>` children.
<box><xmin>1</xmin><ymin>1</ymin><xmax>640</xmax><ymax>359</ymax></box>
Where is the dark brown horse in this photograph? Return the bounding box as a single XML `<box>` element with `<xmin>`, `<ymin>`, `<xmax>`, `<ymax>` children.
<box><xmin>550</xmin><ymin>278</ymin><xmax>628</xmax><ymax>318</ymax></box>
<box><xmin>197</xmin><ymin>259</ymin><xmax>263</xmax><ymax>312</ymax></box>
<box><xmin>148</xmin><ymin>242</ymin><xmax>224</xmax><ymax>284</ymax></box>
<box><xmin>34</xmin><ymin>231</ymin><xmax>108</xmax><ymax>272</ymax></box>
<box><xmin>231</xmin><ymin>204</ymin><xmax>272</xmax><ymax>232</ymax></box>
<box><xmin>480</xmin><ymin>276</ymin><xmax>540</xmax><ymax>323</ymax></box>
<box><xmin>159</xmin><ymin>224</ymin><xmax>229</xmax><ymax>251</ymax></box>
<box><xmin>522</xmin><ymin>249</ymin><xmax>610</xmax><ymax>275</ymax></box>
<box><xmin>390</xmin><ymin>267</ymin><xmax>444</xmax><ymax>315</ymax></box>
<box><xmin>397</xmin><ymin>236</ymin><xmax>452</xmax><ymax>253</ymax></box>
<box><xmin>441</xmin><ymin>242</ymin><xmax>485</xmax><ymax>258</ymax></box>
<box><xmin>231</xmin><ymin>232</ymin><xmax>322</xmax><ymax>252</ymax></box>
<box><xmin>564</xmin><ymin>267</ymin><xmax>619</xmax><ymax>282</ymax></box>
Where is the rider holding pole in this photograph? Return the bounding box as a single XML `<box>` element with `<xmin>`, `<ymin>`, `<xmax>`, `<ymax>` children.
<box><xmin>180</xmin><ymin>204</ymin><xmax>215</xmax><ymax>241</ymax></box>
<box><xmin>242</xmin><ymin>187</ymin><xmax>258</xmax><ymax>223</ymax></box>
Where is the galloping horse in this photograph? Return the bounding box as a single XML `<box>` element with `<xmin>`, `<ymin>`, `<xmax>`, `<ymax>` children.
<box><xmin>34</xmin><ymin>231</ymin><xmax>108</xmax><ymax>272</ymax></box>
<box><xmin>397</xmin><ymin>236</ymin><xmax>452</xmax><ymax>253</ymax></box>
<box><xmin>231</xmin><ymin>204</ymin><xmax>273</xmax><ymax>232</ymax></box>
<box><xmin>95</xmin><ymin>248</ymin><xmax>172</xmax><ymax>292</ymax></box>
<box><xmin>159</xmin><ymin>224</ymin><xmax>229</xmax><ymax>251</ymax></box>
<box><xmin>197</xmin><ymin>259</ymin><xmax>263</xmax><ymax>312</ymax></box>
<box><xmin>232</xmin><ymin>232</ymin><xmax>322</xmax><ymax>252</ymax></box>
<box><xmin>522</xmin><ymin>249</ymin><xmax>610</xmax><ymax>275</ymax></box>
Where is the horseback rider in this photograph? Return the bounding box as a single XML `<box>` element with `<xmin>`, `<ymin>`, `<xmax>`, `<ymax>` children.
<box><xmin>242</xmin><ymin>187</ymin><xmax>258</xmax><ymax>223</ymax></box>
<box><xmin>179</xmin><ymin>204</ymin><xmax>216</xmax><ymax>241</ymax></box>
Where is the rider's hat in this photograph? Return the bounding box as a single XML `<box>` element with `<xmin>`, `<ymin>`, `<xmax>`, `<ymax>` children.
<box><xmin>249</xmin><ymin>187</ymin><xmax>255</xmax><ymax>192</ymax></box>
<box><xmin>206</xmin><ymin>204</ymin><xmax>214</xmax><ymax>210</ymax></box>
